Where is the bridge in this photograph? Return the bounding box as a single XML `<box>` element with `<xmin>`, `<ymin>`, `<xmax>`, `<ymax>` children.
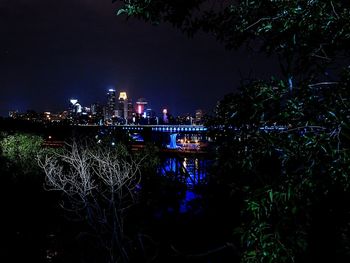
<box><xmin>115</xmin><ymin>125</ymin><xmax>208</xmax><ymax>150</ymax></box>
<box><xmin>108</xmin><ymin>124</ymin><xmax>208</xmax><ymax>133</ymax></box>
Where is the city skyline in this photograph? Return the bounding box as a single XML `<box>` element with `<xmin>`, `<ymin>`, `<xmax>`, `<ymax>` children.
<box><xmin>0</xmin><ymin>1</ymin><xmax>281</xmax><ymax>117</ymax></box>
<box><xmin>8</xmin><ymin>88</ymin><xmax>207</xmax><ymax>127</ymax></box>
<box><xmin>7</xmin><ymin>87</ymin><xmax>203</xmax><ymax>118</ymax></box>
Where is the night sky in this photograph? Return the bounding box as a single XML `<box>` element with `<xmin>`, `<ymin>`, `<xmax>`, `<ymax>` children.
<box><xmin>0</xmin><ymin>0</ymin><xmax>280</xmax><ymax>117</ymax></box>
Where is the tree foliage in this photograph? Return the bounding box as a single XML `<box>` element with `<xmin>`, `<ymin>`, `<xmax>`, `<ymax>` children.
<box><xmin>114</xmin><ymin>0</ymin><xmax>350</xmax><ymax>262</ymax></box>
<box><xmin>211</xmin><ymin>69</ymin><xmax>350</xmax><ymax>262</ymax></box>
<box><xmin>0</xmin><ymin>133</ymin><xmax>45</xmax><ymax>175</ymax></box>
<box><xmin>115</xmin><ymin>0</ymin><xmax>350</xmax><ymax>77</ymax></box>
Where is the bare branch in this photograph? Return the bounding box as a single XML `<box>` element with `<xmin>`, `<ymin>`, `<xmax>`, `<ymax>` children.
<box><xmin>38</xmin><ymin>140</ymin><xmax>143</xmax><ymax>263</ymax></box>
<box><xmin>244</xmin><ymin>14</ymin><xmax>283</xmax><ymax>31</ymax></box>
<box><xmin>308</xmin><ymin>82</ymin><xmax>338</xmax><ymax>87</ymax></box>
<box><xmin>330</xmin><ymin>1</ymin><xmax>339</xmax><ymax>19</ymax></box>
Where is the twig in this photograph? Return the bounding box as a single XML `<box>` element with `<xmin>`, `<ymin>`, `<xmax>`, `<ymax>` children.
<box><xmin>308</xmin><ymin>81</ymin><xmax>338</xmax><ymax>87</ymax></box>
<box><xmin>330</xmin><ymin>1</ymin><xmax>339</xmax><ymax>19</ymax></box>
<box><xmin>311</xmin><ymin>54</ymin><xmax>332</xmax><ymax>61</ymax></box>
<box><xmin>170</xmin><ymin>242</ymin><xmax>237</xmax><ymax>258</ymax></box>
<box><xmin>244</xmin><ymin>14</ymin><xmax>283</xmax><ymax>31</ymax></box>
<box><xmin>281</xmin><ymin>126</ymin><xmax>327</xmax><ymax>133</ymax></box>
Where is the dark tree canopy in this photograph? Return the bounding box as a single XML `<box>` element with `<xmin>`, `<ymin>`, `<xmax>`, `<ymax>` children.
<box><xmin>115</xmin><ymin>0</ymin><xmax>350</xmax><ymax>79</ymax></box>
<box><xmin>113</xmin><ymin>1</ymin><xmax>350</xmax><ymax>263</ymax></box>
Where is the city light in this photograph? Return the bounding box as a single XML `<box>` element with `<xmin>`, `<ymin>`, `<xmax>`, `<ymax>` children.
<box><xmin>70</xmin><ymin>99</ymin><xmax>78</xmax><ymax>105</ymax></box>
<box><xmin>138</xmin><ymin>105</ymin><xmax>142</xmax><ymax>114</ymax></box>
<box><xmin>8</xmin><ymin>87</ymin><xmax>207</xmax><ymax>127</ymax></box>
<box><xmin>118</xmin><ymin>92</ymin><xmax>127</xmax><ymax>100</ymax></box>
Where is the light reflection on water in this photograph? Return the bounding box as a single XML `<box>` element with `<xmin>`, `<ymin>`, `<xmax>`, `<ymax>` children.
<box><xmin>160</xmin><ymin>157</ymin><xmax>208</xmax><ymax>187</ymax></box>
<box><xmin>179</xmin><ymin>190</ymin><xmax>202</xmax><ymax>214</ymax></box>
<box><xmin>160</xmin><ymin>157</ymin><xmax>209</xmax><ymax>213</ymax></box>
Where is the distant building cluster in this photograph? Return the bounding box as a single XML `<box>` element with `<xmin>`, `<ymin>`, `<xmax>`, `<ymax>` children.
<box><xmin>8</xmin><ymin>89</ymin><xmax>206</xmax><ymax>126</ymax></box>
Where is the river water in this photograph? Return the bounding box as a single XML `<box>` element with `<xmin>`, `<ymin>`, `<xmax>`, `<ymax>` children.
<box><xmin>159</xmin><ymin>156</ymin><xmax>211</xmax><ymax>214</ymax></box>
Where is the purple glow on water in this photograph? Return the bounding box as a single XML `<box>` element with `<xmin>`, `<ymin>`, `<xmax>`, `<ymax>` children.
<box><xmin>179</xmin><ymin>190</ymin><xmax>201</xmax><ymax>214</ymax></box>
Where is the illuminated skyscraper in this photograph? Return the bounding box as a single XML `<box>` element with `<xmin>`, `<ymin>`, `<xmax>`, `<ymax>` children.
<box><xmin>195</xmin><ymin>109</ymin><xmax>203</xmax><ymax>124</ymax></box>
<box><xmin>135</xmin><ymin>98</ymin><xmax>148</xmax><ymax>116</ymax></box>
<box><xmin>117</xmin><ymin>91</ymin><xmax>128</xmax><ymax>121</ymax></box>
<box><xmin>162</xmin><ymin>108</ymin><xmax>169</xmax><ymax>124</ymax></box>
<box><xmin>119</xmin><ymin>92</ymin><xmax>127</xmax><ymax>100</ymax></box>
<box><xmin>127</xmin><ymin>99</ymin><xmax>134</xmax><ymax>121</ymax></box>
<box><xmin>69</xmin><ymin>99</ymin><xmax>82</xmax><ymax>115</ymax></box>
<box><xmin>106</xmin><ymin>89</ymin><xmax>117</xmax><ymax>119</ymax></box>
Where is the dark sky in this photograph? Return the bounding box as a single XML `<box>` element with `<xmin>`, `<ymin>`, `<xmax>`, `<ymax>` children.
<box><xmin>0</xmin><ymin>0</ymin><xmax>280</xmax><ymax>117</ymax></box>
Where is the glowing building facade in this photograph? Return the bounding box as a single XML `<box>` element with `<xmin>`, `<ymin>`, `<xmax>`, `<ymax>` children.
<box><xmin>162</xmin><ymin>108</ymin><xmax>169</xmax><ymax>124</ymax></box>
<box><xmin>117</xmin><ymin>91</ymin><xmax>128</xmax><ymax>121</ymax></box>
<box><xmin>107</xmin><ymin>89</ymin><xmax>117</xmax><ymax>119</ymax></box>
<box><xmin>69</xmin><ymin>99</ymin><xmax>82</xmax><ymax>115</ymax></box>
<box><xmin>136</xmin><ymin>98</ymin><xmax>148</xmax><ymax>116</ymax></box>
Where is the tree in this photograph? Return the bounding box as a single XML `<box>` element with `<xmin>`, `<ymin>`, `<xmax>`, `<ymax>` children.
<box><xmin>114</xmin><ymin>1</ymin><xmax>350</xmax><ymax>262</ymax></box>
<box><xmin>210</xmin><ymin>71</ymin><xmax>350</xmax><ymax>262</ymax></box>
<box><xmin>115</xmin><ymin>0</ymin><xmax>350</xmax><ymax>81</ymax></box>
<box><xmin>38</xmin><ymin>141</ymin><xmax>144</xmax><ymax>263</ymax></box>
<box><xmin>0</xmin><ymin>133</ymin><xmax>45</xmax><ymax>176</ymax></box>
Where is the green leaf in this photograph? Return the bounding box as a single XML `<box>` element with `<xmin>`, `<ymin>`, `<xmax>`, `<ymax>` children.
<box><xmin>268</xmin><ymin>190</ymin><xmax>273</xmax><ymax>203</ymax></box>
<box><xmin>328</xmin><ymin>111</ymin><xmax>338</xmax><ymax>119</ymax></box>
<box><xmin>116</xmin><ymin>9</ymin><xmax>126</xmax><ymax>16</ymax></box>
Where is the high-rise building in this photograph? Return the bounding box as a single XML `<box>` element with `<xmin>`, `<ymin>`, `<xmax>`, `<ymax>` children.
<box><xmin>162</xmin><ymin>108</ymin><xmax>169</xmax><ymax>124</ymax></box>
<box><xmin>9</xmin><ymin>110</ymin><xmax>18</xmax><ymax>118</ymax></box>
<box><xmin>69</xmin><ymin>99</ymin><xmax>82</xmax><ymax>115</ymax></box>
<box><xmin>91</xmin><ymin>103</ymin><xmax>102</xmax><ymax>116</ymax></box>
<box><xmin>119</xmin><ymin>92</ymin><xmax>127</xmax><ymax>100</ymax></box>
<box><xmin>91</xmin><ymin>102</ymin><xmax>104</xmax><ymax>124</ymax></box>
<box><xmin>117</xmin><ymin>91</ymin><xmax>128</xmax><ymax>121</ymax></box>
<box><xmin>144</xmin><ymin>108</ymin><xmax>157</xmax><ymax>124</ymax></box>
<box><xmin>195</xmin><ymin>109</ymin><xmax>204</xmax><ymax>124</ymax></box>
<box><xmin>145</xmin><ymin>108</ymin><xmax>156</xmax><ymax>118</ymax></box>
<box><xmin>135</xmin><ymin>98</ymin><xmax>148</xmax><ymax>116</ymax></box>
<box><xmin>127</xmin><ymin>99</ymin><xmax>134</xmax><ymax>121</ymax></box>
<box><xmin>107</xmin><ymin>89</ymin><xmax>117</xmax><ymax>119</ymax></box>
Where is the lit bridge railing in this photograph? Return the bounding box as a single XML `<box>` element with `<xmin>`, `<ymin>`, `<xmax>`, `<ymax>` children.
<box><xmin>120</xmin><ymin>125</ymin><xmax>208</xmax><ymax>133</ymax></box>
